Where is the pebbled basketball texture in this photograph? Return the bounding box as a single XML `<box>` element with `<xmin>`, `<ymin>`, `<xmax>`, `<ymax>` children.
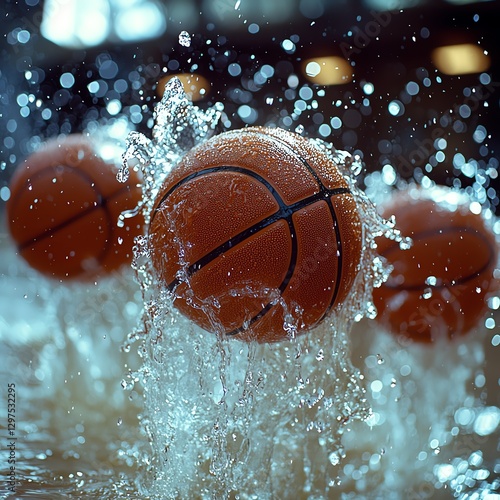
<box><xmin>373</xmin><ymin>191</ymin><xmax>499</xmax><ymax>342</ymax></box>
<box><xmin>149</xmin><ymin>126</ymin><xmax>362</xmax><ymax>343</ymax></box>
<box><xmin>6</xmin><ymin>134</ymin><xmax>144</xmax><ymax>281</ymax></box>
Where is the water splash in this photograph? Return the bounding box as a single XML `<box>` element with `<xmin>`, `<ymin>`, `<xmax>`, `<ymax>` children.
<box><xmin>178</xmin><ymin>31</ymin><xmax>192</xmax><ymax>47</ymax></box>
<box><xmin>123</xmin><ymin>77</ymin><xmax>405</xmax><ymax>497</ymax></box>
<box><xmin>119</xmin><ymin>77</ymin><xmax>221</xmax><ymax>224</ymax></box>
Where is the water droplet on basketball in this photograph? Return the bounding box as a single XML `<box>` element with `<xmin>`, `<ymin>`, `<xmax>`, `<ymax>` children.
<box><xmin>425</xmin><ymin>275</ymin><xmax>437</xmax><ymax>286</ymax></box>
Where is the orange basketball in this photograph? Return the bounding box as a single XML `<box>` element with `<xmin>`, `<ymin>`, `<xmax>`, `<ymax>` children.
<box><xmin>149</xmin><ymin>126</ymin><xmax>362</xmax><ymax>343</ymax></box>
<box><xmin>6</xmin><ymin>134</ymin><xmax>144</xmax><ymax>281</ymax></box>
<box><xmin>373</xmin><ymin>190</ymin><xmax>498</xmax><ymax>342</ymax></box>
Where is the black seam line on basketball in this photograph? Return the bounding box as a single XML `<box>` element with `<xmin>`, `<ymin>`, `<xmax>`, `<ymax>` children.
<box><xmin>225</xmin><ymin>302</ymin><xmax>276</xmax><ymax>337</ymax></box>
<box><xmin>156</xmin><ymin>162</ymin><xmax>301</xmax><ymax>337</ymax></box>
<box><xmin>17</xmin><ymin>187</ymin><xmax>132</xmax><ymax>253</ymax></box>
<box><xmin>246</xmin><ymin>128</ymin><xmax>327</xmax><ymax>187</ymax></box>
<box><xmin>244</xmin><ymin>129</ymin><xmax>346</xmax><ymax>330</ymax></box>
<box><xmin>224</xmin><ymin>215</ymin><xmax>299</xmax><ymax>337</ymax></box>
<box><xmin>318</xmin><ymin>197</ymin><xmax>343</xmax><ymax>322</ymax></box>
<box><xmin>224</xmin><ymin>197</ymin><xmax>346</xmax><ymax>338</ymax></box>
<box><xmin>151</xmin><ymin>165</ymin><xmax>289</xmax><ymax>224</ymax></box>
<box><xmin>164</xmin><ymin>168</ymin><xmax>350</xmax><ymax>336</ymax></box>
<box><xmin>16</xmin><ymin>166</ymin><xmax>133</xmax><ymax>254</ymax></box>
<box><xmin>157</xmin><ymin>165</ymin><xmax>287</xmax><ymax>286</ymax></box>
<box><xmin>155</xmin><ymin>155</ymin><xmax>351</xmax><ymax>336</ymax></box>
<box><xmin>165</xmin><ymin>174</ymin><xmax>350</xmax><ymax>291</ymax></box>
<box><xmin>382</xmin><ymin>225</ymin><xmax>496</xmax><ymax>291</ymax></box>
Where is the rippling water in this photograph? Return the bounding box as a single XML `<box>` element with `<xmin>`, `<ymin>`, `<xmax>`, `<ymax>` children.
<box><xmin>2</xmin><ymin>231</ymin><xmax>498</xmax><ymax>499</ymax></box>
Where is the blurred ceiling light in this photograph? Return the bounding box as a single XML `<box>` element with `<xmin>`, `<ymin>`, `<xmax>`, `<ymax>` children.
<box><xmin>303</xmin><ymin>56</ymin><xmax>353</xmax><ymax>85</ymax></box>
<box><xmin>41</xmin><ymin>0</ymin><xmax>111</xmax><ymax>49</ymax></box>
<box><xmin>41</xmin><ymin>0</ymin><xmax>166</xmax><ymax>49</ymax></box>
<box><xmin>158</xmin><ymin>74</ymin><xmax>210</xmax><ymax>101</ymax></box>
<box><xmin>114</xmin><ymin>0</ymin><xmax>166</xmax><ymax>43</ymax></box>
<box><xmin>432</xmin><ymin>43</ymin><xmax>490</xmax><ymax>75</ymax></box>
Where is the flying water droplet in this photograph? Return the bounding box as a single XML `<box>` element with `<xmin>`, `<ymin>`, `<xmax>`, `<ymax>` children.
<box><xmin>328</xmin><ymin>451</ymin><xmax>341</xmax><ymax>466</ymax></box>
<box><xmin>116</xmin><ymin>168</ymin><xmax>129</xmax><ymax>183</ymax></box>
<box><xmin>295</xmin><ymin>124</ymin><xmax>305</xmax><ymax>135</ymax></box>
<box><xmin>350</xmin><ymin>154</ymin><xmax>363</xmax><ymax>176</ymax></box>
<box><xmin>178</xmin><ymin>31</ymin><xmax>191</xmax><ymax>47</ymax></box>
<box><xmin>399</xmin><ymin>237</ymin><xmax>412</xmax><ymax>250</ymax></box>
<box><xmin>425</xmin><ymin>276</ymin><xmax>437</xmax><ymax>286</ymax></box>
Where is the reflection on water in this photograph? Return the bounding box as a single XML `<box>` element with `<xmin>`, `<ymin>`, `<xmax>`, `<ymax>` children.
<box><xmin>0</xmin><ymin>235</ymin><xmax>146</xmax><ymax>498</ymax></box>
<box><xmin>1</xmin><ymin>217</ymin><xmax>499</xmax><ymax>498</ymax></box>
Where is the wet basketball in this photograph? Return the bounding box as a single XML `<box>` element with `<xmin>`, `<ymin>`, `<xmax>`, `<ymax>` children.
<box><xmin>373</xmin><ymin>190</ymin><xmax>498</xmax><ymax>342</ymax></box>
<box><xmin>6</xmin><ymin>134</ymin><xmax>144</xmax><ymax>281</ymax></box>
<box><xmin>149</xmin><ymin>126</ymin><xmax>363</xmax><ymax>343</ymax></box>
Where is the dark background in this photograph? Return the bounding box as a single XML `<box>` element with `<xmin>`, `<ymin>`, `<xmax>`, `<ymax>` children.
<box><xmin>1</xmin><ymin>0</ymin><xmax>499</xmax><ymax>212</ymax></box>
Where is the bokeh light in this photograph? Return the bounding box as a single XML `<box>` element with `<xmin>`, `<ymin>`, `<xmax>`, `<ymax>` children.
<box><xmin>432</xmin><ymin>43</ymin><xmax>491</xmax><ymax>75</ymax></box>
<box><xmin>303</xmin><ymin>56</ymin><xmax>353</xmax><ymax>85</ymax></box>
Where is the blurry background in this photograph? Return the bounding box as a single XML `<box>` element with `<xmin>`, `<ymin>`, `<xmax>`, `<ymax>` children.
<box><xmin>0</xmin><ymin>0</ymin><xmax>499</xmax><ymax>214</ymax></box>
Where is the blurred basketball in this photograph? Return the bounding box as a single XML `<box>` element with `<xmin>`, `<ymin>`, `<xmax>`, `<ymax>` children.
<box><xmin>373</xmin><ymin>190</ymin><xmax>498</xmax><ymax>342</ymax></box>
<box><xmin>149</xmin><ymin>126</ymin><xmax>363</xmax><ymax>343</ymax></box>
<box><xmin>6</xmin><ymin>134</ymin><xmax>144</xmax><ymax>281</ymax></box>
